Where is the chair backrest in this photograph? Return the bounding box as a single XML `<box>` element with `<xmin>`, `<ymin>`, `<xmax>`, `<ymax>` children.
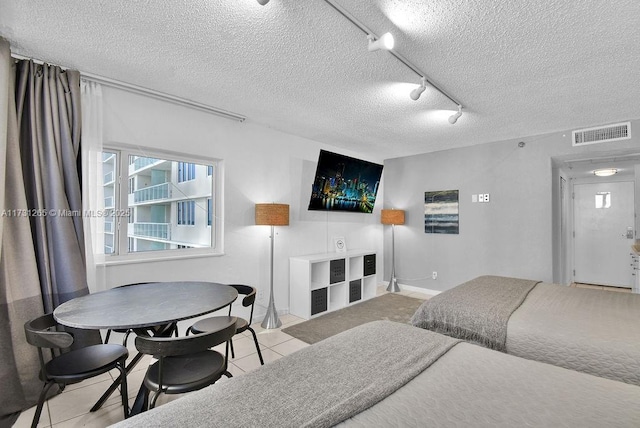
<box><xmin>25</xmin><ymin>313</ymin><xmax>75</xmax><ymax>378</ymax></box>
<box><xmin>135</xmin><ymin>316</ymin><xmax>237</xmax><ymax>358</ymax></box>
<box><xmin>24</xmin><ymin>313</ymin><xmax>74</xmax><ymax>349</ymax></box>
<box><xmin>229</xmin><ymin>284</ymin><xmax>256</xmax><ymax>307</ymax></box>
<box><xmin>228</xmin><ymin>284</ymin><xmax>256</xmax><ymax>322</ymax></box>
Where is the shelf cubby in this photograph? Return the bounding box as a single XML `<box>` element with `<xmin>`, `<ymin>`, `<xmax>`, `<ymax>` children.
<box><xmin>290</xmin><ymin>249</ymin><xmax>378</xmax><ymax>319</ymax></box>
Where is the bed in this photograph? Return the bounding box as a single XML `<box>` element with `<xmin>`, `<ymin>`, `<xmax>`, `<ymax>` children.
<box><xmin>410</xmin><ymin>275</ymin><xmax>640</xmax><ymax>386</ymax></box>
<box><xmin>112</xmin><ymin>320</ymin><xmax>640</xmax><ymax>427</ymax></box>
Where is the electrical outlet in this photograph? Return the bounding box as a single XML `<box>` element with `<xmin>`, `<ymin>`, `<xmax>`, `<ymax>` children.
<box><xmin>478</xmin><ymin>194</ymin><xmax>485</xmax><ymax>202</ymax></box>
<box><xmin>432</xmin><ymin>271</ymin><xmax>438</xmax><ymax>280</ymax></box>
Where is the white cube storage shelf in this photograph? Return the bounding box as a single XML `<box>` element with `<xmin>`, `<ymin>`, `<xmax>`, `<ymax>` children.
<box><xmin>290</xmin><ymin>250</ymin><xmax>378</xmax><ymax>320</ymax></box>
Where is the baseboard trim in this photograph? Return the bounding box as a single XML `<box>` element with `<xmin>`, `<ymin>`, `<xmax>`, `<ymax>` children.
<box><xmin>386</xmin><ymin>282</ymin><xmax>442</xmax><ymax>296</ymax></box>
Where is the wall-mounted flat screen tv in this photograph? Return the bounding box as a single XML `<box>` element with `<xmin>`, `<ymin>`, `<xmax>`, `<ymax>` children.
<box><xmin>308</xmin><ymin>150</ymin><xmax>383</xmax><ymax>213</ymax></box>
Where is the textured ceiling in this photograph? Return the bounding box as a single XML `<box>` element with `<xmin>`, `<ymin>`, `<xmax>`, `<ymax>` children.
<box><xmin>1</xmin><ymin>0</ymin><xmax>639</xmax><ymax>160</ymax></box>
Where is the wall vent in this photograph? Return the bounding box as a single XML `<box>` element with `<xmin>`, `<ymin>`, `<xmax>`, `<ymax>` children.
<box><xmin>572</xmin><ymin>122</ymin><xmax>631</xmax><ymax>146</ymax></box>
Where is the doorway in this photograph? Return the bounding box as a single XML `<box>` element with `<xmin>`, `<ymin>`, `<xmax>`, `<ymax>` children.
<box><xmin>555</xmin><ymin>153</ymin><xmax>640</xmax><ymax>288</ymax></box>
<box><xmin>572</xmin><ymin>180</ymin><xmax>635</xmax><ymax>288</ymax></box>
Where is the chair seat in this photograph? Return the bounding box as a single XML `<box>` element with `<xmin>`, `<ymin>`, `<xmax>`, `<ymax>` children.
<box><xmin>143</xmin><ymin>350</ymin><xmax>226</xmax><ymax>394</ymax></box>
<box><xmin>190</xmin><ymin>316</ymin><xmax>245</xmax><ymax>335</ymax></box>
<box><xmin>46</xmin><ymin>344</ymin><xmax>129</xmax><ymax>381</ymax></box>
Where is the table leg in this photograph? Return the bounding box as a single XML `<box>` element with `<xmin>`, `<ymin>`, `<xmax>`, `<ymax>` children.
<box><xmin>130</xmin><ymin>383</ymin><xmax>150</xmax><ymax>415</ymax></box>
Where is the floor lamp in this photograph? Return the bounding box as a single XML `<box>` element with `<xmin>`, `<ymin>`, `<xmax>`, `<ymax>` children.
<box><xmin>381</xmin><ymin>209</ymin><xmax>405</xmax><ymax>293</ymax></box>
<box><xmin>255</xmin><ymin>203</ymin><xmax>289</xmax><ymax>329</ymax></box>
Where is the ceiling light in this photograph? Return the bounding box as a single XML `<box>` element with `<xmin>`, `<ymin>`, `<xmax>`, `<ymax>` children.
<box><xmin>410</xmin><ymin>77</ymin><xmax>427</xmax><ymax>101</ymax></box>
<box><xmin>448</xmin><ymin>105</ymin><xmax>462</xmax><ymax>124</ymax></box>
<box><xmin>594</xmin><ymin>168</ymin><xmax>618</xmax><ymax>177</ymax></box>
<box><xmin>322</xmin><ymin>0</ymin><xmax>464</xmax><ymax>113</ymax></box>
<box><xmin>257</xmin><ymin>0</ymin><xmax>269</xmax><ymax>5</ymax></box>
<box><xmin>367</xmin><ymin>32</ymin><xmax>394</xmax><ymax>52</ymax></box>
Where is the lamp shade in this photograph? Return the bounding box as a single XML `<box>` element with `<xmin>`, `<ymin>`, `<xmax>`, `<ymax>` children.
<box><xmin>255</xmin><ymin>203</ymin><xmax>289</xmax><ymax>226</ymax></box>
<box><xmin>381</xmin><ymin>209</ymin><xmax>405</xmax><ymax>225</ymax></box>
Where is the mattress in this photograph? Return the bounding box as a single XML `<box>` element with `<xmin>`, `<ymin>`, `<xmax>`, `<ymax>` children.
<box><xmin>412</xmin><ymin>275</ymin><xmax>640</xmax><ymax>386</ymax></box>
<box><xmin>112</xmin><ymin>321</ymin><xmax>640</xmax><ymax>428</ymax></box>
<box><xmin>507</xmin><ymin>282</ymin><xmax>640</xmax><ymax>385</ymax></box>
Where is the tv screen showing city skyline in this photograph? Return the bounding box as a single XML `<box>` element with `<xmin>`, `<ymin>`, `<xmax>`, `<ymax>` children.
<box><xmin>308</xmin><ymin>150</ymin><xmax>383</xmax><ymax>214</ymax></box>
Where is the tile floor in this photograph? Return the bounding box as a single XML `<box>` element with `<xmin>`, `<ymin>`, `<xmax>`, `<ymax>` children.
<box><xmin>13</xmin><ymin>286</ymin><xmax>432</xmax><ymax>428</ymax></box>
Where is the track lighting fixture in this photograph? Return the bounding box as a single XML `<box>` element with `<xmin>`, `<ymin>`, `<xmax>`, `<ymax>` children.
<box><xmin>257</xmin><ymin>0</ymin><xmax>269</xmax><ymax>5</ymax></box>
<box><xmin>322</xmin><ymin>0</ymin><xmax>464</xmax><ymax>117</ymax></box>
<box><xmin>448</xmin><ymin>105</ymin><xmax>462</xmax><ymax>124</ymax></box>
<box><xmin>410</xmin><ymin>77</ymin><xmax>427</xmax><ymax>101</ymax></box>
<box><xmin>367</xmin><ymin>32</ymin><xmax>394</xmax><ymax>52</ymax></box>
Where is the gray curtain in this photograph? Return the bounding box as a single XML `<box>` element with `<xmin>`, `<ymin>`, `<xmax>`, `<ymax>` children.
<box><xmin>0</xmin><ymin>52</ymin><xmax>99</xmax><ymax>424</ymax></box>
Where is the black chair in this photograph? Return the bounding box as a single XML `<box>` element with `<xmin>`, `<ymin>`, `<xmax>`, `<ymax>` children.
<box><xmin>24</xmin><ymin>313</ymin><xmax>129</xmax><ymax>428</ymax></box>
<box><xmin>187</xmin><ymin>284</ymin><xmax>264</xmax><ymax>365</ymax></box>
<box><xmin>134</xmin><ymin>316</ymin><xmax>237</xmax><ymax>409</ymax></box>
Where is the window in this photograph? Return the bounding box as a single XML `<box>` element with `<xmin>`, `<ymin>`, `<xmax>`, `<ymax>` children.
<box><xmin>595</xmin><ymin>192</ymin><xmax>611</xmax><ymax>209</ymax></box>
<box><xmin>178</xmin><ymin>162</ymin><xmax>196</xmax><ymax>182</ymax></box>
<box><xmin>98</xmin><ymin>146</ymin><xmax>221</xmax><ymax>261</ymax></box>
<box><xmin>177</xmin><ymin>201</ymin><xmax>196</xmax><ymax>226</ymax></box>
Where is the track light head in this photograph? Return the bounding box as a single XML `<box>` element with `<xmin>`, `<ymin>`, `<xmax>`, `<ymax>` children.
<box><xmin>410</xmin><ymin>77</ymin><xmax>427</xmax><ymax>100</ymax></box>
<box><xmin>367</xmin><ymin>32</ymin><xmax>394</xmax><ymax>52</ymax></box>
<box><xmin>256</xmin><ymin>0</ymin><xmax>269</xmax><ymax>5</ymax></box>
<box><xmin>448</xmin><ymin>105</ymin><xmax>462</xmax><ymax>124</ymax></box>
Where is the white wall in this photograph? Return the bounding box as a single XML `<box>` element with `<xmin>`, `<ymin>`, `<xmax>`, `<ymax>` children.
<box><xmin>99</xmin><ymin>87</ymin><xmax>384</xmax><ymax>320</ymax></box>
<box><xmin>383</xmin><ymin>120</ymin><xmax>640</xmax><ymax>292</ymax></box>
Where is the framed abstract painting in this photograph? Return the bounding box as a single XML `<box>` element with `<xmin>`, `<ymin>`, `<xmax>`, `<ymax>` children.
<box><xmin>424</xmin><ymin>190</ymin><xmax>459</xmax><ymax>234</ymax></box>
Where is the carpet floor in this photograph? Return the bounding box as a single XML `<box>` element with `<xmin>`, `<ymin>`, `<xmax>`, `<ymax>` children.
<box><xmin>282</xmin><ymin>293</ymin><xmax>425</xmax><ymax>344</ymax></box>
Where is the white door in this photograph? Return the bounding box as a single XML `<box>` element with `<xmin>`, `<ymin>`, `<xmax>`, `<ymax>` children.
<box><xmin>573</xmin><ymin>181</ymin><xmax>635</xmax><ymax>287</ymax></box>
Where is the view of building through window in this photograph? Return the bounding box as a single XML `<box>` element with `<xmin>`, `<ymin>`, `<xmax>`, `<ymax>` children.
<box><xmin>102</xmin><ymin>151</ymin><xmax>215</xmax><ymax>255</ymax></box>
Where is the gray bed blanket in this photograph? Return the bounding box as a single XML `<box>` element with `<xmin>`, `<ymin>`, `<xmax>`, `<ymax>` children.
<box><xmin>112</xmin><ymin>321</ymin><xmax>460</xmax><ymax>428</ymax></box>
<box><xmin>337</xmin><ymin>342</ymin><xmax>640</xmax><ymax>427</ymax></box>
<box><xmin>411</xmin><ymin>275</ymin><xmax>539</xmax><ymax>351</ymax></box>
<box><xmin>507</xmin><ymin>282</ymin><xmax>640</xmax><ymax>386</ymax></box>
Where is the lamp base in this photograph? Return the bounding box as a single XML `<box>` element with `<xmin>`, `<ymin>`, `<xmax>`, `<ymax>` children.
<box><xmin>261</xmin><ymin>300</ymin><xmax>282</xmax><ymax>329</ymax></box>
<box><xmin>386</xmin><ymin>277</ymin><xmax>401</xmax><ymax>293</ymax></box>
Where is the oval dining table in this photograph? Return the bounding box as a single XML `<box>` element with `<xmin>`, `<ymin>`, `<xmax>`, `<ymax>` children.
<box><xmin>53</xmin><ymin>281</ymin><xmax>238</xmax><ymax>415</ymax></box>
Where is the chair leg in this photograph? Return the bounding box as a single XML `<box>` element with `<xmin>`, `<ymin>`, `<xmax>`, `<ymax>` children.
<box><xmin>104</xmin><ymin>329</ymin><xmax>112</xmax><ymax>344</ymax></box>
<box><xmin>149</xmin><ymin>390</ymin><xmax>162</xmax><ymax>409</ymax></box>
<box><xmin>247</xmin><ymin>327</ymin><xmax>264</xmax><ymax>365</ymax></box>
<box><xmin>116</xmin><ymin>359</ymin><xmax>129</xmax><ymax>418</ymax></box>
<box><xmin>224</xmin><ymin>371</ymin><xmax>233</xmax><ymax>378</ymax></box>
<box><xmin>122</xmin><ymin>329</ymin><xmax>132</xmax><ymax>347</ymax></box>
<box><xmin>31</xmin><ymin>381</ymin><xmax>55</xmax><ymax>428</ymax></box>
<box><xmin>229</xmin><ymin>337</ymin><xmax>235</xmax><ymax>359</ymax></box>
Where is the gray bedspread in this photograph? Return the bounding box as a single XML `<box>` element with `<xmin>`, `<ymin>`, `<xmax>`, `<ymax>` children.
<box><xmin>507</xmin><ymin>282</ymin><xmax>640</xmax><ymax>386</ymax></box>
<box><xmin>410</xmin><ymin>275</ymin><xmax>539</xmax><ymax>351</ymax></box>
<box><xmin>338</xmin><ymin>341</ymin><xmax>640</xmax><ymax>427</ymax></box>
<box><xmin>112</xmin><ymin>321</ymin><xmax>459</xmax><ymax>428</ymax></box>
<box><xmin>112</xmin><ymin>321</ymin><xmax>640</xmax><ymax>427</ymax></box>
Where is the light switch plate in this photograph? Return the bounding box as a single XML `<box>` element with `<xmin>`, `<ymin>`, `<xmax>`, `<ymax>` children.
<box><xmin>472</xmin><ymin>194</ymin><xmax>478</xmax><ymax>203</ymax></box>
<box><xmin>479</xmin><ymin>194</ymin><xmax>485</xmax><ymax>202</ymax></box>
